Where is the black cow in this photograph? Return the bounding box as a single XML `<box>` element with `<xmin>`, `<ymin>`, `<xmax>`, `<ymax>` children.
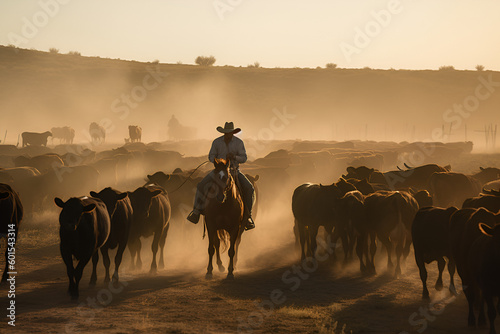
<box><xmin>335</xmin><ymin>190</ymin><xmax>367</xmax><ymax>270</ymax></box>
<box><xmin>127</xmin><ymin>185</ymin><xmax>171</xmax><ymax>273</ymax></box>
<box><xmin>370</xmin><ymin>164</ymin><xmax>449</xmax><ymax>191</ymax></box>
<box><xmin>429</xmin><ymin>167</ymin><xmax>500</xmax><ymax>207</ymax></box>
<box><xmin>292</xmin><ymin>182</ymin><xmax>342</xmax><ymax>260</ymax></box>
<box><xmin>90</xmin><ymin>188</ymin><xmax>133</xmax><ymax>283</ymax></box>
<box><xmin>0</xmin><ymin>184</ymin><xmax>23</xmax><ymax>283</ymax></box>
<box><xmin>467</xmin><ymin>221</ymin><xmax>500</xmax><ymax>334</ymax></box>
<box><xmin>55</xmin><ymin>196</ymin><xmax>110</xmax><ymax>299</ymax></box>
<box><xmin>463</xmin><ymin>194</ymin><xmax>500</xmax><ymax>213</ymax></box>
<box><xmin>21</xmin><ymin>131</ymin><xmax>52</xmax><ymax>147</ymax></box>
<box><xmin>412</xmin><ymin>206</ymin><xmax>458</xmax><ymax>300</ymax></box>
<box><xmin>363</xmin><ymin>190</ymin><xmax>419</xmax><ymax>277</ymax></box>
<box><xmin>449</xmin><ymin>208</ymin><xmax>500</xmax><ymax>330</ymax></box>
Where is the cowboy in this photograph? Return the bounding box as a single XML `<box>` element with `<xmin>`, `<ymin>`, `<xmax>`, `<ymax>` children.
<box><xmin>187</xmin><ymin>122</ymin><xmax>255</xmax><ymax>230</ymax></box>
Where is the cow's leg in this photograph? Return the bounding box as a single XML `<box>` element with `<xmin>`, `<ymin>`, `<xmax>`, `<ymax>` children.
<box><xmin>339</xmin><ymin>228</ymin><xmax>350</xmax><ymax>266</ymax></box>
<box><xmin>61</xmin><ymin>249</ymin><xmax>76</xmax><ymax>297</ymax></box>
<box><xmin>379</xmin><ymin>235</ymin><xmax>394</xmax><ymax>270</ymax></box>
<box><xmin>394</xmin><ymin>238</ymin><xmax>403</xmax><ymax>278</ymax></box>
<box><xmin>415</xmin><ymin>254</ymin><xmax>429</xmax><ymax>300</ymax></box>
<box><xmin>368</xmin><ymin>232</ymin><xmax>377</xmax><ymax>273</ymax></box>
<box><xmin>330</xmin><ymin>227</ymin><xmax>340</xmax><ymax>262</ymax></box>
<box><xmin>297</xmin><ymin>221</ymin><xmax>307</xmax><ymax>261</ymax></box>
<box><xmin>113</xmin><ymin>240</ymin><xmax>127</xmax><ymax>283</ymax></box>
<box><xmin>447</xmin><ymin>258</ymin><xmax>457</xmax><ymax>295</ymax></box>
<box><xmin>309</xmin><ymin>225</ymin><xmax>319</xmax><ymax>259</ymax></box>
<box><xmin>402</xmin><ymin>230</ymin><xmax>412</xmax><ymax>260</ymax></box>
<box><xmin>74</xmin><ymin>256</ymin><xmax>92</xmax><ymax>300</ymax></box>
<box><xmin>464</xmin><ymin>284</ymin><xmax>476</xmax><ymax>327</ymax></box>
<box><xmin>356</xmin><ymin>232</ymin><xmax>367</xmax><ymax>273</ymax></box>
<box><xmin>227</xmin><ymin>231</ymin><xmax>238</xmax><ymax>280</ymax></box>
<box><xmin>101</xmin><ymin>247</ymin><xmax>111</xmax><ymax>283</ymax></box>
<box><xmin>435</xmin><ymin>257</ymin><xmax>445</xmax><ymax>291</ymax></box>
<box><xmin>206</xmin><ymin>231</ymin><xmax>216</xmax><ymax>279</ymax></box>
<box><xmin>478</xmin><ymin>291</ymin><xmax>487</xmax><ymax>327</ymax></box>
<box><xmin>158</xmin><ymin>224</ymin><xmax>169</xmax><ymax>270</ymax></box>
<box><xmin>136</xmin><ymin>238</ymin><xmax>143</xmax><ymax>270</ymax></box>
<box><xmin>149</xmin><ymin>231</ymin><xmax>161</xmax><ymax>274</ymax></box>
<box><xmin>128</xmin><ymin>238</ymin><xmax>138</xmax><ymax>270</ymax></box>
<box><xmin>89</xmin><ymin>251</ymin><xmax>99</xmax><ymax>286</ymax></box>
<box><xmin>485</xmin><ymin>294</ymin><xmax>496</xmax><ymax>334</ymax></box>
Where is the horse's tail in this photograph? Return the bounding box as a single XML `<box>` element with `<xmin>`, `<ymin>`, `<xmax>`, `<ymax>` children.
<box><xmin>217</xmin><ymin>229</ymin><xmax>230</xmax><ymax>253</ymax></box>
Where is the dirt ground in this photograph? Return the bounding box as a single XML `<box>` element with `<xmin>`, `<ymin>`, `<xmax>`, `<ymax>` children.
<box><xmin>0</xmin><ymin>205</ymin><xmax>492</xmax><ymax>334</ymax></box>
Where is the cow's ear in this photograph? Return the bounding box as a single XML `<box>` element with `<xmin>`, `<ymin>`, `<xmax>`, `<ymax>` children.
<box><xmin>480</xmin><ymin>167</ymin><xmax>485</xmax><ymax>171</ymax></box>
<box><xmin>346</xmin><ymin>167</ymin><xmax>355</xmax><ymax>173</ymax></box>
<box><xmin>338</xmin><ymin>177</ymin><xmax>346</xmax><ymax>183</ymax></box>
<box><xmin>479</xmin><ymin>223</ymin><xmax>494</xmax><ymax>237</ymax></box>
<box><xmin>151</xmin><ymin>190</ymin><xmax>163</xmax><ymax>197</ymax></box>
<box><xmin>444</xmin><ymin>164</ymin><xmax>451</xmax><ymax>171</ymax></box>
<box><xmin>117</xmin><ymin>193</ymin><xmax>128</xmax><ymax>200</ymax></box>
<box><xmin>90</xmin><ymin>191</ymin><xmax>99</xmax><ymax>198</ymax></box>
<box><xmin>369</xmin><ymin>168</ymin><xmax>375</xmax><ymax>172</ymax></box>
<box><xmin>163</xmin><ymin>174</ymin><xmax>170</xmax><ymax>181</ymax></box>
<box><xmin>0</xmin><ymin>192</ymin><xmax>9</xmax><ymax>200</ymax></box>
<box><xmin>254</xmin><ymin>175</ymin><xmax>259</xmax><ymax>182</ymax></box>
<box><xmin>54</xmin><ymin>197</ymin><xmax>65</xmax><ymax>208</ymax></box>
<box><xmin>147</xmin><ymin>174</ymin><xmax>152</xmax><ymax>180</ymax></box>
<box><xmin>83</xmin><ymin>204</ymin><xmax>96</xmax><ymax>213</ymax></box>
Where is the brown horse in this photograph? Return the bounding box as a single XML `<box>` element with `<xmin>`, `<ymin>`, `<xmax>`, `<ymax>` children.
<box><xmin>204</xmin><ymin>158</ymin><xmax>244</xmax><ymax>279</ymax></box>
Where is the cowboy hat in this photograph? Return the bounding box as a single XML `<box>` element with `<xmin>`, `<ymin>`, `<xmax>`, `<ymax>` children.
<box><xmin>217</xmin><ymin>122</ymin><xmax>241</xmax><ymax>134</ymax></box>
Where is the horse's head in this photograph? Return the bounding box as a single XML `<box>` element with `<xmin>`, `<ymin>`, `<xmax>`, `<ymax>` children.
<box><xmin>213</xmin><ymin>158</ymin><xmax>233</xmax><ymax>203</ymax></box>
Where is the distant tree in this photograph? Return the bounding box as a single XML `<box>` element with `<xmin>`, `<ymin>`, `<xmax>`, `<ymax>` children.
<box><xmin>476</xmin><ymin>64</ymin><xmax>485</xmax><ymax>71</ymax></box>
<box><xmin>151</xmin><ymin>59</ymin><xmax>160</xmax><ymax>64</ymax></box>
<box><xmin>67</xmin><ymin>51</ymin><xmax>81</xmax><ymax>56</ymax></box>
<box><xmin>7</xmin><ymin>44</ymin><xmax>16</xmax><ymax>48</ymax></box>
<box><xmin>439</xmin><ymin>65</ymin><xmax>455</xmax><ymax>71</ymax></box>
<box><xmin>247</xmin><ymin>61</ymin><xmax>260</xmax><ymax>68</ymax></box>
<box><xmin>325</xmin><ymin>63</ymin><xmax>337</xmax><ymax>69</ymax></box>
<box><xmin>49</xmin><ymin>48</ymin><xmax>59</xmax><ymax>54</ymax></box>
<box><xmin>363</xmin><ymin>66</ymin><xmax>372</xmax><ymax>70</ymax></box>
<box><xmin>195</xmin><ymin>55</ymin><xmax>216</xmax><ymax>66</ymax></box>
<box><xmin>176</xmin><ymin>61</ymin><xmax>183</xmax><ymax>65</ymax></box>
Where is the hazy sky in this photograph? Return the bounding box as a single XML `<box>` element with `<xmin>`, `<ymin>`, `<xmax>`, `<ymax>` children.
<box><xmin>0</xmin><ymin>0</ymin><xmax>499</xmax><ymax>70</ymax></box>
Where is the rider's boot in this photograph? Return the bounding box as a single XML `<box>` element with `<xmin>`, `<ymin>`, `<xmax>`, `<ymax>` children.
<box><xmin>187</xmin><ymin>209</ymin><xmax>201</xmax><ymax>224</ymax></box>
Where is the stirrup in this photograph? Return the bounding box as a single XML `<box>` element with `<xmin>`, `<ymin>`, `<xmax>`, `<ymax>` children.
<box><xmin>187</xmin><ymin>211</ymin><xmax>200</xmax><ymax>224</ymax></box>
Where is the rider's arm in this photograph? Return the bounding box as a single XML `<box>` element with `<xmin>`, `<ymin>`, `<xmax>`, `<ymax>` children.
<box><xmin>235</xmin><ymin>140</ymin><xmax>247</xmax><ymax>164</ymax></box>
<box><xmin>208</xmin><ymin>139</ymin><xmax>218</xmax><ymax>162</ymax></box>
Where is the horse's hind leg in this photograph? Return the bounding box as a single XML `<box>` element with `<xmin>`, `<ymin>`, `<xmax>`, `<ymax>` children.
<box><xmin>215</xmin><ymin>235</ymin><xmax>225</xmax><ymax>272</ymax></box>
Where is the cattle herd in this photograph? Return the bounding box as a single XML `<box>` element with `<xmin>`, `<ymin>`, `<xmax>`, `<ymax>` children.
<box><xmin>1</xmin><ymin>132</ymin><xmax>500</xmax><ymax>333</ymax></box>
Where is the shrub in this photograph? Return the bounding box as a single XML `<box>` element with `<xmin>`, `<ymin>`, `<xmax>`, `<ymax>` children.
<box><xmin>476</xmin><ymin>64</ymin><xmax>485</xmax><ymax>71</ymax></box>
<box><xmin>151</xmin><ymin>59</ymin><xmax>160</xmax><ymax>64</ymax></box>
<box><xmin>68</xmin><ymin>51</ymin><xmax>81</xmax><ymax>56</ymax></box>
<box><xmin>325</xmin><ymin>63</ymin><xmax>337</xmax><ymax>69</ymax></box>
<box><xmin>176</xmin><ymin>61</ymin><xmax>183</xmax><ymax>65</ymax></box>
<box><xmin>49</xmin><ymin>48</ymin><xmax>59</xmax><ymax>54</ymax></box>
<box><xmin>247</xmin><ymin>61</ymin><xmax>260</xmax><ymax>68</ymax></box>
<box><xmin>195</xmin><ymin>55</ymin><xmax>216</xmax><ymax>66</ymax></box>
<box><xmin>439</xmin><ymin>65</ymin><xmax>455</xmax><ymax>71</ymax></box>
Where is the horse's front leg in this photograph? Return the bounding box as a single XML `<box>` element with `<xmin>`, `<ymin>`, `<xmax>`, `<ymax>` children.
<box><xmin>227</xmin><ymin>231</ymin><xmax>239</xmax><ymax>279</ymax></box>
<box><xmin>206</xmin><ymin>230</ymin><xmax>216</xmax><ymax>279</ymax></box>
